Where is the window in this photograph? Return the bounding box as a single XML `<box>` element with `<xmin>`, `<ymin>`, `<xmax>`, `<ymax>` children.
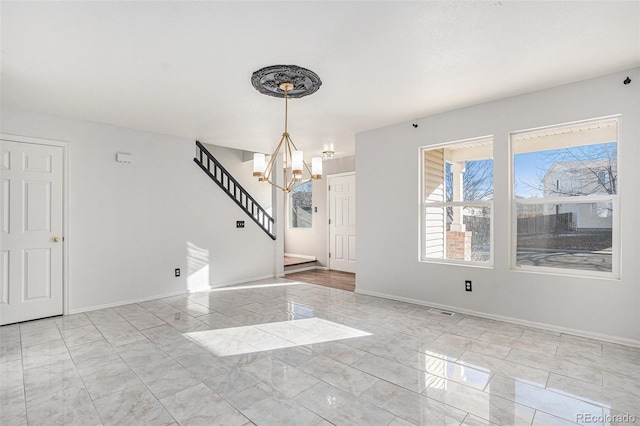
<box><xmin>290</xmin><ymin>181</ymin><xmax>313</xmax><ymax>228</ymax></box>
<box><xmin>420</xmin><ymin>137</ymin><xmax>494</xmax><ymax>265</ymax></box>
<box><xmin>511</xmin><ymin>117</ymin><xmax>619</xmax><ymax>277</ymax></box>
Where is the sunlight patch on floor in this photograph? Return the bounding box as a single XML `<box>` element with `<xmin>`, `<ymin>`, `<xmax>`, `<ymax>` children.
<box><xmin>185</xmin><ymin>318</ymin><xmax>371</xmax><ymax>357</ymax></box>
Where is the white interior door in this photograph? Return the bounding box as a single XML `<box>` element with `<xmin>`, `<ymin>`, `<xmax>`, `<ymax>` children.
<box><xmin>1</xmin><ymin>140</ymin><xmax>64</xmax><ymax>325</ymax></box>
<box><xmin>329</xmin><ymin>173</ymin><xmax>356</xmax><ymax>273</ymax></box>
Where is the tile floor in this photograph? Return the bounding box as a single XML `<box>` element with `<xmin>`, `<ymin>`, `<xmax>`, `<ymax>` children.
<box><xmin>1</xmin><ymin>278</ymin><xmax>639</xmax><ymax>425</ymax></box>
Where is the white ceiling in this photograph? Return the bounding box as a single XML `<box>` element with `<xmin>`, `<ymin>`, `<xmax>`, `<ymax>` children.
<box><xmin>2</xmin><ymin>1</ymin><xmax>638</xmax><ymax>158</ymax></box>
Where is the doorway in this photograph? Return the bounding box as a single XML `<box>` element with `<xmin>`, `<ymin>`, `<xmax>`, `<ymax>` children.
<box><xmin>328</xmin><ymin>172</ymin><xmax>356</xmax><ymax>273</ymax></box>
<box><xmin>1</xmin><ymin>136</ymin><xmax>67</xmax><ymax>325</ymax></box>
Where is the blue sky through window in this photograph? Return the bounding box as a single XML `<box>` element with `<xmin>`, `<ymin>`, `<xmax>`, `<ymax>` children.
<box><xmin>514</xmin><ymin>142</ymin><xmax>616</xmax><ymax>198</ymax></box>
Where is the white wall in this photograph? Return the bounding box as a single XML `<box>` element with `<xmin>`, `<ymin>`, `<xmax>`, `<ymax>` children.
<box><xmin>285</xmin><ymin>156</ymin><xmax>355</xmax><ymax>267</ymax></box>
<box><xmin>356</xmin><ymin>68</ymin><xmax>640</xmax><ymax>345</ymax></box>
<box><xmin>204</xmin><ymin>144</ymin><xmax>272</xmax><ymax>216</ymax></box>
<box><xmin>1</xmin><ymin>108</ymin><xmax>277</xmax><ymax>312</ymax></box>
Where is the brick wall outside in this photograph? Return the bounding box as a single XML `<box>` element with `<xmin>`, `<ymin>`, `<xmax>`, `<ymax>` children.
<box><xmin>447</xmin><ymin>231</ymin><xmax>472</xmax><ymax>261</ymax></box>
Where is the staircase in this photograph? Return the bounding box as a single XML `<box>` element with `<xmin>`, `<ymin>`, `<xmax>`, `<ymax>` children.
<box><xmin>194</xmin><ymin>141</ymin><xmax>275</xmax><ymax>240</ymax></box>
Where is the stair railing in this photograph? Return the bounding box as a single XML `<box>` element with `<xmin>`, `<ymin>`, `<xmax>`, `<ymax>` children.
<box><xmin>194</xmin><ymin>141</ymin><xmax>275</xmax><ymax>240</ymax></box>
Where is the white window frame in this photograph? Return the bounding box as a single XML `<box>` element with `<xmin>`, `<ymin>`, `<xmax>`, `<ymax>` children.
<box><xmin>419</xmin><ymin>136</ymin><xmax>494</xmax><ymax>268</ymax></box>
<box><xmin>509</xmin><ymin>115</ymin><xmax>621</xmax><ymax>279</ymax></box>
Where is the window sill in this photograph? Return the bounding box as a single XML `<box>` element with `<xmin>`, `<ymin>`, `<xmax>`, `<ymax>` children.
<box><xmin>419</xmin><ymin>258</ymin><xmax>494</xmax><ymax>269</ymax></box>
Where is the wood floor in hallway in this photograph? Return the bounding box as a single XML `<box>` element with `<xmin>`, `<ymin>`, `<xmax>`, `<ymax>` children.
<box><xmin>285</xmin><ymin>269</ymin><xmax>355</xmax><ymax>292</ymax></box>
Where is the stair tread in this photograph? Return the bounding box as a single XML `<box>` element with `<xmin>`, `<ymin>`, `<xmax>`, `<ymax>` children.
<box><xmin>284</xmin><ymin>256</ymin><xmax>317</xmax><ymax>267</ymax></box>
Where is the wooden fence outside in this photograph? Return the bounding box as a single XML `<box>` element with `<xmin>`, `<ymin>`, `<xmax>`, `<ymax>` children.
<box><xmin>516</xmin><ymin>212</ymin><xmax>573</xmax><ymax>236</ymax></box>
<box><xmin>463</xmin><ymin>216</ymin><xmax>490</xmax><ymax>246</ymax></box>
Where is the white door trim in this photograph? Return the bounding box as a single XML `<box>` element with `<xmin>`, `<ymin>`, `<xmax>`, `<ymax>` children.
<box><xmin>1</xmin><ymin>133</ymin><xmax>70</xmax><ymax>316</ymax></box>
<box><xmin>326</xmin><ymin>171</ymin><xmax>356</xmax><ymax>272</ymax></box>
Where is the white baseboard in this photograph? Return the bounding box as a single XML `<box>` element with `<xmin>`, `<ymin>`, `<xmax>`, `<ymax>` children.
<box><xmin>69</xmin><ymin>290</ymin><xmax>188</xmax><ymax>314</ymax></box>
<box><xmin>69</xmin><ymin>274</ymin><xmax>278</xmax><ymax>315</ymax></box>
<box><xmin>355</xmin><ymin>288</ymin><xmax>640</xmax><ymax>349</ymax></box>
<box><xmin>284</xmin><ymin>253</ymin><xmax>317</xmax><ymax>261</ymax></box>
<box><xmin>209</xmin><ymin>274</ymin><xmax>278</xmax><ymax>289</ymax></box>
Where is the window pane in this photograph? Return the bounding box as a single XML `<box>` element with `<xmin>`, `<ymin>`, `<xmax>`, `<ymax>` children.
<box><xmin>290</xmin><ymin>181</ymin><xmax>312</xmax><ymax>228</ymax></box>
<box><xmin>424</xmin><ymin>205</ymin><xmax>491</xmax><ymax>263</ymax></box>
<box><xmin>445</xmin><ymin>159</ymin><xmax>494</xmax><ymax>202</ymax></box>
<box><xmin>422</xmin><ymin>138</ymin><xmax>493</xmax><ymax>265</ymax></box>
<box><xmin>514</xmin><ymin>142</ymin><xmax>617</xmax><ymax>199</ymax></box>
<box><xmin>515</xmin><ymin>202</ymin><xmax>613</xmax><ymax>273</ymax></box>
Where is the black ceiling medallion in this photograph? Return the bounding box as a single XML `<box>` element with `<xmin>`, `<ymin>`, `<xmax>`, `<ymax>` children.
<box><xmin>251</xmin><ymin>65</ymin><xmax>322</xmax><ymax>98</ymax></box>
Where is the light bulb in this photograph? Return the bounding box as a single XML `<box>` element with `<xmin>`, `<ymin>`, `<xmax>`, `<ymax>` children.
<box><xmin>311</xmin><ymin>157</ymin><xmax>322</xmax><ymax>179</ymax></box>
<box><xmin>253</xmin><ymin>153</ymin><xmax>265</xmax><ymax>177</ymax></box>
<box><xmin>292</xmin><ymin>150</ymin><xmax>303</xmax><ymax>175</ymax></box>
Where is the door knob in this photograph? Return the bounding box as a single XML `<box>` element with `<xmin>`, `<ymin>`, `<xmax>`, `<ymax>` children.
<box><xmin>52</xmin><ymin>236</ymin><xmax>60</xmax><ymax>243</ymax></box>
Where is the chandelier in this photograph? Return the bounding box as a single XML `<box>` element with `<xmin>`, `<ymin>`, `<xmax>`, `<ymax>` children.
<box><xmin>251</xmin><ymin>65</ymin><xmax>323</xmax><ymax>193</ymax></box>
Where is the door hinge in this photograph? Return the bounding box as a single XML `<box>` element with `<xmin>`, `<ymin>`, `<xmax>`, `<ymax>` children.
<box><xmin>328</xmin><ymin>185</ymin><xmax>331</xmax><ymax>191</ymax></box>
<box><xmin>329</xmin><ymin>252</ymin><xmax>331</xmax><ymax>258</ymax></box>
<box><xmin>328</xmin><ymin>219</ymin><xmax>331</xmax><ymax>225</ymax></box>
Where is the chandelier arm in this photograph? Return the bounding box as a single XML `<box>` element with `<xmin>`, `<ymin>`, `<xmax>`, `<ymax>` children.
<box><xmin>286</xmin><ymin>168</ymin><xmax>301</xmax><ymax>192</ymax></box>
<box><xmin>286</xmin><ymin>133</ymin><xmax>303</xmax><ymax>172</ymax></box>
<box><xmin>287</xmin><ymin>134</ymin><xmax>299</xmax><ymax>151</ymax></box>
<box><xmin>264</xmin><ymin>134</ymin><xmax>286</xmax><ymax>180</ymax></box>
<box><xmin>266</xmin><ymin>180</ymin><xmax>288</xmax><ymax>192</ymax></box>
<box><xmin>260</xmin><ymin>168</ymin><xmax>287</xmax><ymax>192</ymax></box>
<box><xmin>303</xmin><ymin>160</ymin><xmax>313</xmax><ymax>175</ymax></box>
<box><xmin>284</xmin><ymin>135</ymin><xmax>293</xmax><ymax>167</ymax></box>
<box><xmin>286</xmin><ymin>176</ymin><xmax>313</xmax><ymax>194</ymax></box>
<box><xmin>263</xmin><ymin>157</ymin><xmax>275</xmax><ymax>181</ymax></box>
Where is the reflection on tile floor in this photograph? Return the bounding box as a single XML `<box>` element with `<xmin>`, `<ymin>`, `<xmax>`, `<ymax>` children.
<box><xmin>1</xmin><ymin>278</ymin><xmax>640</xmax><ymax>425</ymax></box>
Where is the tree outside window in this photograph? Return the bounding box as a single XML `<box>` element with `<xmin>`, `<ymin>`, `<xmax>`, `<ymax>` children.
<box><xmin>512</xmin><ymin>117</ymin><xmax>619</xmax><ymax>277</ymax></box>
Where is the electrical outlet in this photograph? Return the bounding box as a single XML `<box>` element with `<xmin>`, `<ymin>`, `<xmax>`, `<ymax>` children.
<box><xmin>465</xmin><ymin>280</ymin><xmax>472</xmax><ymax>292</ymax></box>
<box><xmin>175</xmin><ymin>268</ymin><xmax>180</xmax><ymax>277</ymax></box>
<box><xmin>236</xmin><ymin>220</ymin><xmax>245</xmax><ymax>228</ymax></box>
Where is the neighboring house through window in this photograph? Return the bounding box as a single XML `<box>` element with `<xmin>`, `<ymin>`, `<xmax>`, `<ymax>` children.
<box><xmin>511</xmin><ymin>116</ymin><xmax>619</xmax><ymax>277</ymax></box>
